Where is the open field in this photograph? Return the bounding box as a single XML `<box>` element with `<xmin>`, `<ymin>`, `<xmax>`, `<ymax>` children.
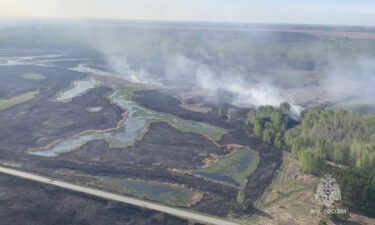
<box><xmin>195</xmin><ymin>148</ymin><xmax>260</xmax><ymax>188</ymax></box>
<box><xmin>0</xmin><ymin>64</ymin><xmax>270</xmax><ymax>217</ymax></box>
<box><xmin>29</xmin><ymin>88</ymin><xmax>227</xmax><ymax>157</ymax></box>
<box><xmin>0</xmin><ymin>173</ymin><xmax>191</xmax><ymax>225</ymax></box>
<box><xmin>0</xmin><ymin>91</ymin><xmax>38</xmax><ymax>110</ymax></box>
<box><xmin>2</xmin><ymin>22</ymin><xmax>374</xmax><ymax>224</ymax></box>
<box><xmin>237</xmin><ymin>28</ymin><xmax>375</xmax><ymax>40</ymax></box>
<box><xmin>100</xmin><ymin>177</ymin><xmax>203</xmax><ymax>207</ymax></box>
<box><xmin>328</xmin><ymin>98</ymin><xmax>375</xmax><ymax>114</ymax></box>
<box><xmin>230</xmin><ymin>152</ymin><xmax>375</xmax><ymax>225</ymax></box>
<box><xmin>22</xmin><ymin>73</ymin><xmax>46</xmax><ymax>80</ymax></box>
<box><xmin>0</xmin><ymin>166</ymin><xmax>241</xmax><ymax>225</ymax></box>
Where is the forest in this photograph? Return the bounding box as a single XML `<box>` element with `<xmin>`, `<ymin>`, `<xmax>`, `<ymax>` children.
<box><xmin>247</xmin><ymin>102</ymin><xmax>292</xmax><ymax>149</ymax></box>
<box><xmin>247</xmin><ymin>106</ymin><xmax>375</xmax><ymax>215</ymax></box>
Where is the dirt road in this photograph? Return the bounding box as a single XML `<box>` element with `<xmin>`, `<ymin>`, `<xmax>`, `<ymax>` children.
<box><xmin>0</xmin><ymin>166</ymin><xmax>239</xmax><ymax>225</ymax></box>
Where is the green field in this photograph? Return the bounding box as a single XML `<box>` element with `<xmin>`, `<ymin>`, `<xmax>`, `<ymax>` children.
<box><xmin>0</xmin><ymin>91</ymin><xmax>39</xmax><ymax>110</ymax></box>
<box><xmin>22</xmin><ymin>73</ymin><xmax>46</xmax><ymax>80</ymax></box>
<box><xmin>103</xmin><ymin>178</ymin><xmax>201</xmax><ymax>207</ymax></box>
<box><xmin>194</xmin><ymin>148</ymin><xmax>260</xmax><ymax>188</ymax></box>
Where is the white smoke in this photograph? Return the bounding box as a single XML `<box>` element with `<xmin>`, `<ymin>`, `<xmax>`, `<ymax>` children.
<box><xmin>194</xmin><ymin>62</ymin><xmax>302</xmax><ymax>116</ymax></box>
<box><xmin>322</xmin><ymin>57</ymin><xmax>375</xmax><ymax>100</ymax></box>
<box><xmin>106</xmin><ymin>54</ymin><xmax>160</xmax><ymax>85</ymax></box>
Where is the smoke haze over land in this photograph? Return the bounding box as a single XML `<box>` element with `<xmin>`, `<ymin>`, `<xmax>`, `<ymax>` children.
<box><xmin>1</xmin><ymin>19</ymin><xmax>375</xmax><ymax>115</ymax></box>
<box><xmin>81</xmin><ymin>23</ymin><xmax>373</xmax><ymax>116</ymax></box>
<box><xmin>322</xmin><ymin>57</ymin><xmax>375</xmax><ymax>100</ymax></box>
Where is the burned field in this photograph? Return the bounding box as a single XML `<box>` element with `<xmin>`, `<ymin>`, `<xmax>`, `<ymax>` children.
<box><xmin>0</xmin><ymin>173</ymin><xmax>189</xmax><ymax>225</ymax></box>
<box><xmin>0</xmin><ymin>63</ymin><xmax>281</xmax><ymax>220</ymax></box>
<box><xmin>1</xmin><ymin>19</ymin><xmax>375</xmax><ymax>225</ymax></box>
<box><xmin>59</xmin><ymin>122</ymin><xmax>228</xmax><ymax>170</ymax></box>
<box><xmin>0</xmin><ymin>66</ymin><xmax>123</xmax><ymax>153</ymax></box>
<box><xmin>134</xmin><ymin>90</ymin><xmax>282</xmax><ymax>207</ymax></box>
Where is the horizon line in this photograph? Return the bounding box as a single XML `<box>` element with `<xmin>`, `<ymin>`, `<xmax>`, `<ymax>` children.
<box><xmin>1</xmin><ymin>16</ymin><xmax>375</xmax><ymax>28</ymax></box>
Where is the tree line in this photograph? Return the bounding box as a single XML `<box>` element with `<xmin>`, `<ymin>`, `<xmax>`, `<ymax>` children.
<box><xmin>246</xmin><ymin>106</ymin><xmax>375</xmax><ymax>215</ymax></box>
<box><xmin>284</xmin><ymin>108</ymin><xmax>375</xmax><ymax>173</ymax></box>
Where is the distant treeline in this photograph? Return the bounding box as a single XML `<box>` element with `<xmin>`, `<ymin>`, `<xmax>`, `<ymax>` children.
<box><xmin>2</xmin><ymin>23</ymin><xmax>375</xmax><ymax>71</ymax></box>
<box><xmin>247</xmin><ymin>106</ymin><xmax>375</xmax><ymax>215</ymax></box>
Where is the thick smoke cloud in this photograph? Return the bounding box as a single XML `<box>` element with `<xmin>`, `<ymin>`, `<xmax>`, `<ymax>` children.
<box><xmin>170</xmin><ymin>53</ymin><xmax>302</xmax><ymax>115</ymax></box>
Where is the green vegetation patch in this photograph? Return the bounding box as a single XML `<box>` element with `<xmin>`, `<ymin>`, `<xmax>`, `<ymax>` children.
<box><xmin>103</xmin><ymin>178</ymin><xmax>201</xmax><ymax>207</ymax></box>
<box><xmin>194</xmin><ymin>148</ymin><xmax>260</xmax><ymax>188</ymax></box>
<box><xmin>30</xmin><ymin>88</ymin><xmax>227</xmax><ymax>157</ymax></box>
<box><xmin>156</xmin><ymin>114</ymin><xmax>227</xmax><ymax>141</ymax></box>
<box><xmin>22</xmin><ymin>73</ymin><xmax>46</xmax><ymax>80</ymax></box>
<box><xmin>111</xmin><ymin>89</ymin><xmax>227</xmax><ymax>141</ymax></box>
<box><xmin>0</xmin><ymin>91</ymin><xmax>38</xmax><ymax>110</ymax></box>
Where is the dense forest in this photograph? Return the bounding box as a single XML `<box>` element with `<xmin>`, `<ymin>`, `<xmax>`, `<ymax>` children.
<box><xmin>247</xmin><ymin>106</ymin><xmax>375</xmax><ymax>215</ymax></box>
<box><xmin>246</xmin><ymin>102</ymin><xmax>291</xmax><ymax>149</ymax></box>
<box><xmin>285</xmin><ymin>109</ymin><xmax>375</xmax><ymax>173</ymax></box>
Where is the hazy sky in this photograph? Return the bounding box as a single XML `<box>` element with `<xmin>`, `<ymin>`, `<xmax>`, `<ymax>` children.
<box><xmin>1</xmin><ymin>0</ymin><xmax>375</xmax><ymax>25</ymax></box>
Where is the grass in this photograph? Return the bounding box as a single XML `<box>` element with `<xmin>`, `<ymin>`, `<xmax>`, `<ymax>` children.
<box><xmin>22</xmin><ymin>73</ymin><xmax>46</xmax><ymax>80</ymax></box>
<box><xmin>105</xmin><ymin>124</ymin><xmax>151</xmax><ymax>149</ymax></box>
<box><xmin>196</xmin><ymin>148</ymin><xmax>260</xmax><ymax>188</ymax></box>
<box><xmin>110</xmin><ymin>88</ymin><xmax>133</xmax><ymax>101</ymax></box>
<box><xmin>153</xmin><ymin>190</ymin><xmax>197</xmax><ymax>207</ymax></box>
<box><xmin>235</xmin><ymin>150</ymin><xmax>260</xmax><ymax>187</ymax></box>
<box><xmin>0</xmin><ymin>91</ymin><xmax>39</xmax><ymax>110</ymax></box>
<box><xmin>237</xmin><ymin>189</ymin><xmax>246</xmax><ymax>205</ymax></box>
<box><xmin>234</xmin><ymin>152</ymin><xmax>323</xmax><ymax>225</ymax></box>
<box><xmin>111</xmin><ymin>89</ymin><xmax>228</xmax><ymax>141</ymax></box>
<box><xmin>156</xmin><ymin>114</ymin><xmax>228</xmax><ymax>141</ymax></box>
<box><xmin>103</xmin><ymin>178</ymin><xmax>201</xmax><ymax>207</ymax></box>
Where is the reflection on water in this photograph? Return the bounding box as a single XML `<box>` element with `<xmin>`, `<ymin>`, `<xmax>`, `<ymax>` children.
<box><xmin>193</xmin><ymin>149</ymin><xmax>258</xmax><ymax>187</ymax></box>
<box><xmin>31</xmin><ymin>134</ymin><xmax>98</xmax><ymax>157</ymax></box>
<box><xmin>54</xmin><ymin>77</ymin><xmax>101</xmax><ymax>102</ymax></box>
<box><xmin>106</xmin><ymin>178</ymin><xmax>182</xmax><ymax>195</ymax></box>
<box><xmin>6</xmin><ymin>53</ymin><xmax>227</xmax><ymax>157</ymax></box>
<box><xmin>31</xmin><ymin>90</ymin><xmax>146</xmax><ymax>156</ymax></box>
<box><xmin>86</xmin><ymin>106</ymin><xmax>104</xmax><ymax>112</ymax></box>
<box><xmin>0</xmin><ymin>54</ymin><xmax>64</xmax><ymax>67</ymax></box>
<box><xmin>30</xmin><ymin>89</ymin><xmax>226</xmax><ymax>157</ymax></box>
<box><xmin>102</xmin><ymin>177</ymin><xmax>199</xmax><ymax>207</ymax></box>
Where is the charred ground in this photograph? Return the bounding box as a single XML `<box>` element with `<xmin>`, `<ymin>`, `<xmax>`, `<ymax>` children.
<box><xmin>0</xmin><ymin>68</ymin><xmax>281</xmax><ymax>218</ymax></box>
<box><xmin>0</xmin><ymin>173</ymin><xmax>189</xmax><ymax>225</ymax></box>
